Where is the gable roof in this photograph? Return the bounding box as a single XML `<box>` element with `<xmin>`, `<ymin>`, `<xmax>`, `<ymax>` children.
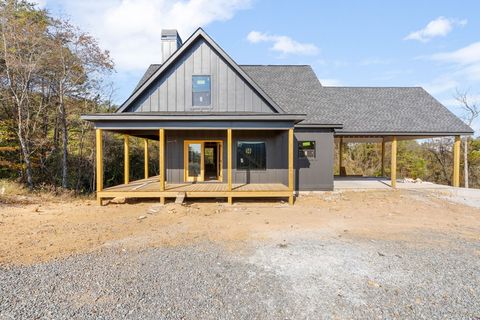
<box><xmin>241</xmin><ymin>65</ymin><xmax>473</xmax><ymax>135</ymax></box>
<box><xmin>117</xmin><ymin>28</ymin><xmax>285</xmax><ymax>114</ymax></box>
<box><xmin>120</xmin><ymin>29</ymin><xmax>472</xmax><ymax>135</ymax></box>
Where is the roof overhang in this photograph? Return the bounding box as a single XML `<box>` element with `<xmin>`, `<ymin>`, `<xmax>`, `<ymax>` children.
<box><xmin>295</xmin><ymin>123</ymin><xmax>343</xmax><ymax>129</ymax></box>
<box><xmin>81</xmin><ymin>112</ymin><xmax>306</xmax><ymax>130</ymax></box>
<box><xmin>334</xmin><ymin>131</ymin><xmax>473</xmax><ymax>143</ymax></box>
<box><xmin>335</xmin><ymin>131</ymin><xmax>473</xmax><ymax>136</ymax></box>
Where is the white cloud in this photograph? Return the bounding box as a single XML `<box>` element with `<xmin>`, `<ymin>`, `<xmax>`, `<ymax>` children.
<box><xmin>246</xmin><ymin>31</ymin><xmax>319</xmax><ymax>56</ymax></box>
<box><xmin>431</xmin><ymin>42</ymin><xmax>480</xmax><ymax>81</ymax></box>
<box><xmin>404</xmin><ymin>16</ymin><xmax>467</xmax><ymax>42</ymax></box>
<box><xmin>432</xmin><ymin>42</ymin><xmax>480</xmax><ymax>65</ymax></box>
<box><xmin>421</xmin><ymin>76</ymin><xmax>458</xmax><ymax>95</ymax></box>
<box><xmin>56</xmin><ymin>0</ymin><xmax>251</xmax><ymax>71</ymax></box>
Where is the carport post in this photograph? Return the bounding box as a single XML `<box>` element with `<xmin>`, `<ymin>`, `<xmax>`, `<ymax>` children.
<box><xmin>381</xmin><ymin>138</ymin><xmax>385</xmax><ymax>177</ymax></box>
<box><xmin>124</xmin><ymin>134</ymin><xmax>130</xmax><ymax>184</ymax></box>
<box><xmin>391</xmin><ymin>136</ymin><xmax>397</xmax><ymax>188</ymax></box>
<box><xmin>227</xmin><ymin>128</ymin><xmax>233</xmax><ymax>204</ymax></box>
<box><xmin>339</xmin><ymin>137</ymin><xmax>343</xmax><ymax>175</ymax></box>
<box><xmin>144</xmin><ymin>138</ymin><xmax>149</xmax><ymax>179</ymax></box>
<box><xmin>159</xmin><ymin>129</ymin><xmax>165</xmax><ymax>204</ymax></box>
<box><xmin>453</xmin><ymin>135</ymin><xmax>461</xmax><ymax>187</ymax></box>
<box><xmin>96</xmin><ymin>129</ymin><xmax>103</xmax><ymax>205</ymax></box>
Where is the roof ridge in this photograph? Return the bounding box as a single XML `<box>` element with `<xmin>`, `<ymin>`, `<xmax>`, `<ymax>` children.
<box><xmin>321</xmin><ymin>86</ymin><xmax>424</xmax><ymax>89</ymax></box>
<box><xmin>240</xmin><ymin>64</ymin><xmax>311</xmax><ymax>67</ymax></box>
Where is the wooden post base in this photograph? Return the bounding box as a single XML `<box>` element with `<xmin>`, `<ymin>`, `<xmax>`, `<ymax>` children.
<box><xmin>97</xmin><ymin>197</ymin><xmax>103</xmax><ymax>206</ymax></box>
<box><xmin>227</xmin><ymin>196</ymin><xmax>233</xmax><ymax>205</ymax></box>
<box><xmin>289</xmin><ymin>195</ymin><xmax>294</xmax><ymax>205</ymax></box>
<box><xmin>160</xmin><ymin>197</ymin><xmax>165</xmax><ymax>205</ymax></box>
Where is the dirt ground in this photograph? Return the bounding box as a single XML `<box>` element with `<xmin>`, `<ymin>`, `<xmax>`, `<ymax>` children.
<box><xmin>0</xmin><ymin>189</ymin><xmax>479</xmax><ymax>265</ymax></box>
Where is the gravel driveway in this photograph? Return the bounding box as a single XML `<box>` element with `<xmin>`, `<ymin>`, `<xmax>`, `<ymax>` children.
<box><xmin>1</xmin><ymin>231</ymin><xmax>479</xmax><ymax>319</ymax></box>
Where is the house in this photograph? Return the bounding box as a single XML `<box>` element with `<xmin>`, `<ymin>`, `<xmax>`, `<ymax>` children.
<box><xmin>81</xmin><ymin>28</ymin><xmax>473</xmax><ymax>205</ymax></box>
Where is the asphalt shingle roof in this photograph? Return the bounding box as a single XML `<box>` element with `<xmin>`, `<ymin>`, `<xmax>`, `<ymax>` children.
<box><xmin>134</xmin><ymin>64</ymin><xmax>161</xmax><ymax>91</ymax></box>
<box><xmin>133</xmin><ymin>64</ymin><xmax>473</xmax><ymax>134</ymax></box>
<box><xmin>241</xmin><ymin>65</ymin><xmax>473</xmax><ymax>134</ymax></box>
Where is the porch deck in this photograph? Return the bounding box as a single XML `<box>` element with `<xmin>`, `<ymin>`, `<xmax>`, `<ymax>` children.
<box><xmin>98</xmin><ymin>176</ymin><xmax>291</xmax><ymax>202</ymax></box>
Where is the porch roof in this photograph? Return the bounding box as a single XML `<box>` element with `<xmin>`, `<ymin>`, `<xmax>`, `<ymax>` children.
<box><xmin>80</xmin><ymin>112</ymin><xmax>312</xmax><ymax>130</ymax></box>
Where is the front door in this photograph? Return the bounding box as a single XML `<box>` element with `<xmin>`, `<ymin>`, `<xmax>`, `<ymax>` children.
<box><xmin>184</xmin><ymin>140</ymin><xmax>223</xmax><ymax>182</ymax></box>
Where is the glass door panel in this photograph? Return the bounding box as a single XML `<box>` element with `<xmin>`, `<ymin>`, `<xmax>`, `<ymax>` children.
<box><xmin>187</xmin><ymin>143</ymin><xmax>202</xmax><ymax>181</ymax></box>
<box><xmin>184</xmin><ymin>140</ymin><xmax>223</xmax><ymax>182</ymax></box>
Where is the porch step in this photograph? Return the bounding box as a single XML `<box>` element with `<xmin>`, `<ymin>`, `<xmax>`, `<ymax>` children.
<box><xmin>175</xmin><ymin>192</ymin><xmax>186</xmax><ymax>204</ymax></box>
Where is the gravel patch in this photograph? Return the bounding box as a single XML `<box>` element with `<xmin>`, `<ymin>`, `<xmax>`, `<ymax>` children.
<box><xmin>0</xmin><ymin>244</ymin><xmax>295</xmax><ymax>320</ymax></box>
<box><xmin>249</xmin><ymin>232</ymin><xmax>480</xmax><ymax>319</ymax></box>
<box><xmin>428</xmin><ymin>188</ymin><xmax>480</xmax><ymax>209</ymax></box>
<box><xmin>1</xmin><ymin>234</ymin><xmax>479</xmax><ymax>319</ymax></box>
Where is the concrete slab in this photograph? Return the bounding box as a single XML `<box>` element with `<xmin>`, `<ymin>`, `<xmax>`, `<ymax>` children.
<box><xmin>333</xmin><ymin>176</ymin><xmax>480</xmax><ymax>209</ymax></box>
<box><xmin>334</xmin><ymin>176</ymin><xmax>451</xmax><ymax>190</ymax></box>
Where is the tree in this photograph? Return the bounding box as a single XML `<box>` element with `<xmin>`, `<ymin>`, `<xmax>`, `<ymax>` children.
<box><xmin>0</xmin><ymin>0</ymin><xmax>51</xmax><ymax>188</ymax></box>
<box><xmin>47</xmin><ymin>18</ymin><xmax>113</xmax><ymax>188</ymax></box>
<box><xmin>455</xmin><ymin>89</ymin><xmax>479</xmax><ymax>188</ymax></box>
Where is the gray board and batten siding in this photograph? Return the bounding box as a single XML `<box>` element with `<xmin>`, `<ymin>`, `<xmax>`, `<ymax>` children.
<box><xmin>125</xmin><ymin>38</ymin><xmax>276</xmax><ymax>114</ymax></box>
<box><xmin>294</xmin><ymin>129</ymin><xmax>334</xmax><ymax>191</ymax></box>
<box><xmin>162</xmin><ymin>129</ymin><xmax>334</xmax><ymax>191</ymax></box>
<box><xmin>164</xmin><ymin>130</ymin><xmax>289</xmax><ymax>186</ymax></box>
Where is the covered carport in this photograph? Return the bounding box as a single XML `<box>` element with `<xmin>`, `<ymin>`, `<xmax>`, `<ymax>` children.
<box><xmin>299</xmin><ymin>86</ymin><xmax>474</xmax><ymax>189</ymax></box>
<box><xmin>334</xmin><ymin>133</ymin><xmax>463</xmax><ymax>188</ymax></box>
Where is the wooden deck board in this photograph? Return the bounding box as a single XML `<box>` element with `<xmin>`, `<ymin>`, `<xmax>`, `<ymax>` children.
<box><xmin>100</xmin><ymin>176</ymin><xmax>289</xmax><ymax>198</ymax></box>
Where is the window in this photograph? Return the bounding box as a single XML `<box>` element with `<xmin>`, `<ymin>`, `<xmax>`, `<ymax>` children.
<box><xmin>192</xmin><ymin>75</ymin><xmax>211</xmax><ymax>107</ymax></box>
<box><xmin>237</xmin><ymin>141</ymin><xmax>266</xmax><ymax>170</ymax></box>
<box><xmin>298</xmin><ymin>141</ymin><xmax>316</xmax><ymax>158</ymax></box>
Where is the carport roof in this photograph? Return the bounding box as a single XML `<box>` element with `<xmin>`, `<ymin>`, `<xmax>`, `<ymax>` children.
<box><xmin>240</xmin><ymin>65</ymin><xmax>474</xmax><ymax>135</ymax></box>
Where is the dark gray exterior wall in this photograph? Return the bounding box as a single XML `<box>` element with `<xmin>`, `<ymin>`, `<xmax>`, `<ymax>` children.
<box><xmin>294</xmin><ymin>129</ymin><xmax>334</xmax><ymax>191</ymax></box>
<box><xmin>128</xmin><ymin>39</ymin><xmax>275</xmax><ymax>113</ymax></box>
<box><xmin>233</xmin><ymin>130</ymin><xmax>288</xmax><ymax>185</ymax></box>
<box><xmin>163</xmin><ymin>128</ymin><xmax>334</xmax><ymax>190</ymax></box>
<box><xmin>164</xmin><ymin>129</ymin><xmax>288</xmax><ymax>185</ymax></box>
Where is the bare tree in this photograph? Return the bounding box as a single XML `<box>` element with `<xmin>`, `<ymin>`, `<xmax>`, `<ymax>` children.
<box><xmin>455</xmin><ymin>89</ymin><xmax>479</xmax><ymax>188</ymax></box>
<box><xmin>47</xmin><ymin>18</ymin><xmax>113</xmax><ymax>188</ymax></box>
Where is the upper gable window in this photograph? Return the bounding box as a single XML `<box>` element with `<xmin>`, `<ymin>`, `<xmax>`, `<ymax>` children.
<box><xmin>192</xmin><ymin>75</ymin><xmax>211</xmax><ymax>107</ymax></box>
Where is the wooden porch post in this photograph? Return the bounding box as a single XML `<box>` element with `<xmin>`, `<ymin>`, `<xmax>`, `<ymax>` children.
<box><xmin>159</xmin><ymin>127</ymin><xmax>165</xmax><ymax>184</ymax></box>
<box><xmin>453</xmin><ymin>135</ymin><xmax>461</xmax><ymax>187</ymax></box>
<box><xmin>339</xmin><ymin>137</ymin><xmax>343</xmax><ymax>175</ymax></box>
<box><xmin>227</xmin><ymin>128</ymin><xmax>232</xmax><ymax>204</ymax></box>
<box><xmin>96</xmin><ymin>129</ymin><xmax>103</xmax><ymax>205</ymax></box>
<box><xmin>124</xmin><ymin>134</ymin><xmax>130</xmax><ymax>184</ymax></box>
<box><xmin>391</xmin><ymin>136</ymin><xmax>397</xmax><ymax>188</ymax></box>
<box><xmin>159</xmin><ymin>129</ymin><xmax>165</xmax><ymax>204</ymax></box>
<box><xmin>381</xmin><ymin>138</ymin><xmax>385</xmax><ymax>177</ymax></box>
<box><xmin>144</xmin><ymin>138</ymin><xmax>149</xmax><ymax>179</ymax></box>
<box><xmin>288</xmin><ymin>128</ymin><xmax>294</xmax><ymax>205</ymax></box>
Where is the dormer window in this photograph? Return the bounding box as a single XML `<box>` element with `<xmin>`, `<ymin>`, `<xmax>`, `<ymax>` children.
<box><xmin>192</xmin><ymin>75</ymin><xmax>211</xmax><ymax>107</ymax></box>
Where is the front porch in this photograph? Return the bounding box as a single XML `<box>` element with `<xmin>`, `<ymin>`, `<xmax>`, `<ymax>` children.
<box><xmin>92</xmin><ymin>117</ymin><xmax>299</xmax><ymax>205</ymax></box>
<box><xmin>98</xmin><ymin>176</ymin><xmax>291</xmax><ymax>204</ymax></box>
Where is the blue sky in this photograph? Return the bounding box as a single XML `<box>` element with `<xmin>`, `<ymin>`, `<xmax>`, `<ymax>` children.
<box><xmin>39</xmin><ymin>0</ymin><xmax>480</xmax><ymax>132</ymax></box>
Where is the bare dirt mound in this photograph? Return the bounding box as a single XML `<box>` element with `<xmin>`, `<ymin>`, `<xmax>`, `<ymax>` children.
<box><xmin>0</xmin><ymin>189</ymin><xmax>479</xmax><ymax>265</ymax></box>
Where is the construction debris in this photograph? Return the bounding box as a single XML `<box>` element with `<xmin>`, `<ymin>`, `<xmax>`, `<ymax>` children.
<box><xmin>110</xmin><ymin>197</ymin><xmax>126</xmax><ymax>204</ymax></box>
<box><xmin>147</xmin><ymin>205</ymin><xmax>164</xmax><ymax>214</ymax></box>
